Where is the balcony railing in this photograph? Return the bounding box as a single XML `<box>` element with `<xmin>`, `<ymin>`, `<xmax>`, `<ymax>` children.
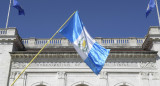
<box><xmin>0</xmin><ymin>28</ymin><xmax>18</xmax><ymax>36</ymax></box>
<box><xmin>22</xmin><ymin>37</ymin><xmax>145</xmax><ymax>48</ymax></box>
<box><xmin>0</xmin><ymin>29</ymin><xmax>7</xmax><ymax>35</ymax></box>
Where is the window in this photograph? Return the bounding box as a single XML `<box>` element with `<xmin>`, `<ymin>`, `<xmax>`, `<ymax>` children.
<box><xmin>76</xmin><ymin>84</ymin><xmax>88</xmax><ymax>86</ymax></box>
<box><xmin>36</xmin><ymin>85</ymin><xmax>46</xmax><ymax>86</ymax></box>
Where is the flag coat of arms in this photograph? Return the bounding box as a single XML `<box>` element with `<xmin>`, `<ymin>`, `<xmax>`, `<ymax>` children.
<box><xmin>59</xmin><ymin>11</ymin><xmax>110</xmax><ymax>75</ymax></box>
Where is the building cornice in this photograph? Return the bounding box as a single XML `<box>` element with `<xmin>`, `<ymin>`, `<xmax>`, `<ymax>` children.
<box><xmin>10</xmin><ymin>51</ymin><xmax>157</xmax><ymax>58</ymax></box>
<box><xmin>142</xmin><ymin>26</ymin><xmax>160</xmax><ymax>50</ymax></box>
<box><xmin>0</xmin><ymin>28</ymin><xmax>25</xmax><ymax>50</ymax></box>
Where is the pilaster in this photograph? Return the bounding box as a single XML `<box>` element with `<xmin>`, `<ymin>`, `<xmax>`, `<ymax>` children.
<box><xmin>57</xmin><ymin>71</ymin><xmax>66</xmax><ymax>86</ymax></box>
<box><xmin>142</xmin><ymin>26</ymin><xmax>160</xmax><ymax>86</ymax></box>
<box><xmin>140</xmin><ymin>72</ymin><xmax>160</xmax><ymax>86</ymax></box>
<box><xmin>0</xmin><ymin>28</ymin><xmax>24</xmax><ymax>86</ymax></box>
<box><xmin>99</xmin><ymin>71</ymin><xmax>108</xmax><ymax>86</ymax></box>
<box><xmin>9</xmin><ymin>72</ymin><xmax>25</xmax><ymax>86</ymax></box>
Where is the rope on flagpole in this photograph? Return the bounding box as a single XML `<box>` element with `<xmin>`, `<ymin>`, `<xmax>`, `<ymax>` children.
<box><xmin>155</xmin><ymin>0</ymin><xmax>160</xmax><ymax>26</ymax></box>
<box><xmin>6</xmin><ymin>0</ymin><xmax>12</xmax><ymax>28</ymax></box>
<box><xmin>10</xmin><ymin>11</ymin><xmax>77</xmax><ymax>86</ymax></box>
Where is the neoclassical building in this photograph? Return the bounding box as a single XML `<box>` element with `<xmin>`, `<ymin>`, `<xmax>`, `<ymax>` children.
<box><xmin>0</xmin><ymin>26</ymin><xmax>160</xmax><ymax>86</ymax></box>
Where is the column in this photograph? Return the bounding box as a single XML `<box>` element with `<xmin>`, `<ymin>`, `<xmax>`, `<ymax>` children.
<box><xmin>149</xmin><ymin>72</ymin><xmax>160</xmax><ymax>86</ymax></box>
<box><xmin>9</xmin><ymin>72</ymin><xmax>15</xmax><ymax>86</ymax></box>
<box><xmin>14</xmin><ymin>72</ymin><xmax>25</xmax><ymax>86</ymax></box>
<box><xmin>141</xmin><ymin>72</ymin><xmax>150</xmax><ymax>86</ymax></box>
<box><xmin>142</xmin><ymin>26</ymin><xmax>160</xmax><ymax>85</ymax></box>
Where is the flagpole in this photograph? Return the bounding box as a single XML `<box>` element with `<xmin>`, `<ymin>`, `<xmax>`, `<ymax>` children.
<box><xmin>10</xmin><ymin>11</ymin><xmax>77</xmax><ymax>86</ymax></box>
<box><xmin>6</xmin><ymin>0</ymin><xmax>12</xmax><ymax>29</ymax></box>
<box><xmin>155</xmin><ymin>0</ymin><xmax>160</xmax><ymax>26</ymax></box>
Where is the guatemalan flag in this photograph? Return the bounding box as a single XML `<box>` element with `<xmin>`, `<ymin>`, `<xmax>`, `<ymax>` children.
<box><xmin>146</xmin><ymin>0</ymin><xmax>156</xmax><ymax>17</ymax></box>
<box><xmin>13</xmin><ymin>0</ymin><xmax>25</xmax><ymax>15</ymax></box>
<box><xmin>59</xmin><ymin>11</ymin><xmax>110</xmax><ymax>75</ymax></box>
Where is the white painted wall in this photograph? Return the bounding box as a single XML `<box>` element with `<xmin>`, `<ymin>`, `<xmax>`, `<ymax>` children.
<box><xmin>0</xmin><ymin>44</ymin><xmax>13</xmax><ymax>86</ymax></box>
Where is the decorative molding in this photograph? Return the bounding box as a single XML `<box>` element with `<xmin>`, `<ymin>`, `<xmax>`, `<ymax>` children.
<box><xmin>141</xmin><ymin>72</ymin><xmax>160</xmax><ymax>80</ymax></box>
<box><xmin>10</xmin><ymin>72</ymin><xmax>15</xmax><ymax>79</ymax></box>
<box><xmin>10</xmin><ymin>51</ymin><xmax>157</xmax><ymax>59</ymax></box>
<box><xmin>11</xmin><ymin>62</ymin><xmax>157</xmax><ymax>69</ymax></box>
<box><xmin>139</xmin><ymin>62</ymin><xmax>156</xmax><ymax>69</ymax></box>
<box><xmin>104</xmin><ymin>62</ymin><xmax>138</xmax><ymax>68</ymax></box>
<box><xmin>9</xmin><ymin>71</ymin><xmax>25</xmax><ymax>79</ymax></box>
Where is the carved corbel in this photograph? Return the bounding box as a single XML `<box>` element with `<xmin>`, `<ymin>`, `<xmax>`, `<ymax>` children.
<box><xmin>141</xmin><ymin>72</ymin><xmax>149</xmax><ymax>80</ymax></box>
<box><xmin>100</xmin><ymin>71</ymin><xmax>107</xmax><ymax>79</ymax></box>
<box><xmin>57</xmin><ymin>71</ymin><xmax>65</xmax><ymax>79</ymax></box>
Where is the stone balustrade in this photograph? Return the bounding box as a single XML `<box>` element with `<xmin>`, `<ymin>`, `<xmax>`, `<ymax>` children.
<box><xmin>0</xmin><ymin>29</ymin><xmax>7</xmax><ymax>35</ymax></box>
<box><xmin>22</xmin><ymin>38</ymin><xmax>71</xmax><ymax>48</ymax></box>
<box><xmin>22</xmin><ymin>37</ymin><xmax>145</xmax><ymax>48</ymax></box>
<box><xmin>0</xmin><ymin>28</ymin><xmax>145</xmax><ymax>48</ymax></box>
<box><xmin>100</xmin><ymin>38</ymin><xmax>144</xmax><ymax>47</ymax></box>
<box><xmin>0</xmin><ymin>27</ymin><xmax>18</xmax><ymax>36</ymax></box>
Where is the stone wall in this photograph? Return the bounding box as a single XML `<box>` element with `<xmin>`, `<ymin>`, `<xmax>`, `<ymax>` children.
<box><xmin>0</xmin><ymin>28</ymin><xmax>24</xmax><ymax>86</ymax></box>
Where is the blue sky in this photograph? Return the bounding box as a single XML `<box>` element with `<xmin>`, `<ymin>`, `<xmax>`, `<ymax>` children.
<box><xmin>0</xmin><ymin>0</ymin><xmax>159</xmax><ymax>38</ymax></box>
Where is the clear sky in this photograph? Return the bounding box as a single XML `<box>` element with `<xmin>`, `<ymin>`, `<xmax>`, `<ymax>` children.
<box><xmin>0</xmin><ymin>0</ymin><xmax>159</xmax><ymax>38</ymax></box>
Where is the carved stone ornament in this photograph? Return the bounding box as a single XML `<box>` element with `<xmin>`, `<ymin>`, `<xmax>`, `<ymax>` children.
<box><xmin>100</xmin><ymin>71</ymin><xmax>107</xmax><ymax>79</ymax></box>
<box><xmin>10</xmin><ymin>72</ymin><xmax>16</xmax><ymax>79</ymax></box>
<box><xmin>141</xmin><ymin>72</ymin><xmax>149</xmax><ymax>80</ymax></box>
<box><xmin>12</xmin><ymin>62</ymin><xmax>26</xmax><ymax>68</ymax></box>
<box><xmin>57</xmin><ymin>72</ymin><xmax>65</xmax><ymax>79</ymax></box>
<box><xmin>140</xmin><ymin>62</ymin><xmax>156</xmax><ymax>69</ymax></box>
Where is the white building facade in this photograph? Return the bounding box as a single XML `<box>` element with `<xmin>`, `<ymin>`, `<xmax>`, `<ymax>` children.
<box><xmin>0</xmin><ymin>26</ymin><xmax>160</xmax><ymax>86</ymax></box>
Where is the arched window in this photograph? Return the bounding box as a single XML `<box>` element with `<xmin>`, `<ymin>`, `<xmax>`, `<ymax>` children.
<box><xmin>71</xmin><ymin>81</ymin><xmax>92</xmax><ymax>86</ymax></box>
<box><xmin>114</xmin><ymin>82</ymin><xmax>134</xmax><ymax>86</ymax></box>
<box><xmin>36</xmin><ymin>85</ymin><xmax>46</xmax><ymax>86</ymax></box>
<box><xmin>31</xmin><ymin>81</ymin><xmax>49</xmax><ymax>86</ymax></box>
<box><xmin>76</xmin><ymin>84</ymin><xmax>88</xmax><ymax>86</ymax></box>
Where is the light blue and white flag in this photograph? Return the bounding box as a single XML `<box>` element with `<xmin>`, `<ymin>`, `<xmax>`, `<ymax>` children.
<box><xmin>59</xmin><ymin>11</ymin><xmax>110</xmax><ymax>75</ymax></box>
<box><xmin>146</xmin><ymin>0</ymin><xmax>156</xmax><ymax>17</ymax></box>
<box><xmin>13</xmin><ymin>0</ymin><xmax>25</xmax><ymax>15</ymax></box>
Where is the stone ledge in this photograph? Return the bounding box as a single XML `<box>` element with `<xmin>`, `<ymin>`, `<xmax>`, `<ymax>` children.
<box><xmin>10</xmin><ymin>51</ymin><xmax>157</xmax><ymax>59</ymax></box>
